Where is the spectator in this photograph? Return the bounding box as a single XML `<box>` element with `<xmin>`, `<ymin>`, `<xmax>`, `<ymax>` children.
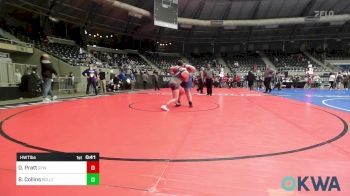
<box><xmin>14</xmin><ymin>69</ymin><xmax>22</xmax><ymax>85</ymax></box>
<box><xmin>41</xmin><ymin>53</ymin><xmax>57</xmax><ymax>102</ymax></box>
<box><xmin>153</xmin><ymin>70</ymin><xmax>160</xmax><ymax>91</ymax></box>
<box><xmin>28</xmin><ymin>67</ymin><xmax>42</xmax><ymax>96</ymax></box>
<box><xmin>235</xmin><ymin>75</ymin><xmax>241</xmax><ymax>88</ymax></box>
<box><xmin>336</xmin><ymin>72</ymin><xmax>343</xmax><ymax>90</ymax></box>
<box><xmin>118</xmin><ymin>70</ymin><xmax>126</xmax><ymax>89</ymax></box>
<box><xmin>329</xmin><ymin>72</ymin><xmax>336</xmax><ymax>90</ymax></box>
<box><xmin>228</xmin><ymin>76</ymin><xmax>234</xmax><ymax>88</ymax></box>
<box><xmin>197</xmin><ymin>67</ymin><xmax>205</xmax><ymax>93</ymax></box>
<box><xmin>98</xmin><ymin>69</ymin><xmax>106</xmax><ymax>94</ymax></box>
<box><xmin>247</xmin><ymin>71</ymin><xmax>256</xmax><ymax>90</ymax></box>
<box><xmin>68</xmin><ymin>72</ymin><xmax>75</xmax><ymax>93</ymax></box>
<box><xmin>82</xmin><ymin>64</ymin><xmax>98</xmax><ymax>95</ymax></box>
<box><xmin>274</xmin><ymin>72</ymin><xmax>283</xmax><ymax>91</ymax></box>
<box><xmin>112</xmin><ymin>75</ymin><xmax>120</xmax><ymax>92</ymax></box>
<box><xmin>264</xmin><ymin>65</ymin><xmax>274</xmax><ymax>93</ymax></box>
<box><xmin>343</xmin><ymin>72</ymin><xmax>348</xmax><ymax>90</ymax></box>
<box><xmin>130</xmin><ymin>72</ymin><xmax>136</xmax><ymax>90</ymax></box>
<box><xmin>142</xmin><ymin>71</ymin><xmax>149</xmax><ymax>89</ymax></box>
<box><xmin>256</xmin><ymin>70</ymin><xmax>263</xmax><ymax>90</ymax></box>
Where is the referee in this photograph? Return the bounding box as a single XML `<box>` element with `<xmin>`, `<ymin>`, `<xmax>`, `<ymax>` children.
<box><xmin>203</xmin><ymin>63</ymin><xmax>214</xmax><ymax>96</ymax></box>
<box><xmin>264</xmin><ymin>64</ymin><xmax>275</xmax><ymax>93</ymax></box>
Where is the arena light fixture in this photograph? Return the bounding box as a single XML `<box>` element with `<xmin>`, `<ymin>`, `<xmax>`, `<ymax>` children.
<box><xmin>49</xmin><ymin>16</ymin><xmax>59</xmax><ymax>23</ymax></box>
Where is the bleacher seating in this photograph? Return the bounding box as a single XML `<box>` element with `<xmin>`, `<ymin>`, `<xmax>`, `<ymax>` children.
<box><xmin>187</xmin><ymin>54</ymin><xmax>222</xmax><ymax>75</ymax></box>
<box><xmin>127</xmin><ymin>53</ymin><xmax>150</xmax><ymax>69</ymax></box>
<box><xmin>266</xmin><ymin>52</ymin><xmax>327</xmax><ymax>72</ymax></box>
<box><xmin>312</xmin><ymin>50</ymin><xmax>350</xmax><ymax>61</ymax></box>
<box><xmin>145</xmin><ymin>53</ymin><xmax>180</xmax><ymax>74</ymax></box>
<box><xmin>36</xmin><ymin>42</ymin><xmax>80</xmax><ymax>65</ymax></box>
<box><xmin>90</xmin><ymin>50</ymin><xmax>153</xmax><ymax>72</ymax></box>
<box><xmin>224</xmin><ymin>53</ymin><xmax>265</xmax><ymax>73</ymax></box>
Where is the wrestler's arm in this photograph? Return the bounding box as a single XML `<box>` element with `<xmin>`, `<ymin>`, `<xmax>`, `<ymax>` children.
<box><xmin>185</xmin><ymin>64</ymin><xmax>196</xmax><ymax>73</ymax></box>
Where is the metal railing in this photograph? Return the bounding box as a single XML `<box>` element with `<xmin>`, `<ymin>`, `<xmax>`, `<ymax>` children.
<box><xmin>0</xmin><ymin>37</ymin><xmax>33</xmax><ymax>48</ymax></box>
<box><xmin>57</xmin><ymin>77</ymin><xmax>77</xmax><ymax>93</ymax></box>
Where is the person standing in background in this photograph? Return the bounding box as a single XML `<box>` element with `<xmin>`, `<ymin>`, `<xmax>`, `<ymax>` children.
<box><xmin>203</xmin><ymin>63</ymin><xmax>214</xmax><ymax>96</ymax></box>
<box><xmin>67</xmin><ymin>72</ymin><xmax>75</xmax><ymax>93</ymax></box>
<box><xmin>41</xmin><ymin>53</ymin><xmax>57</xmax><ymax>102</ymax></box>
<box><xmin>247</xmin><ymin>70</ymin><xmax>255</xmax><ymax>90</ymax></box>
<box><xmin>329</xmin><ymin>72</ymin><xmax>336</xmax><ymax>90</ymax></box>
<box><xmin>197</xmin><ymin>67</ymin><xmax>205</xmax><ymax>94</ymax></box>
<box><xmin>142</xmin><ymin>70</ymin><xmax>149</xmax><ymax>89</ymax></box>
<box><xmin>343</xmin><ymin>72</ymin><xmax>348</xmax><ymax>90</ymax></box>
<box><xmin>82</xmin><ymin>64</ymin><xmax>98</xmax><ymax>95</ymax></box>
<box><xmin>264</xmin><ymin>64</ymin><xmax>274</xmax><ymax>93</ymax></box>
<box><xmin>130</xmin><ymin>72</ymin><xmax>136</xmax><ymax>90</ymax></box>
<box><xmin>98</xmin><ymin>69</ymin><xmax>106</xmax><ymax>94</ymax></box>
<box><xmin>274</xmin><ymin>72</ymin><xmax>283</xmax><ymax>91</ymax></box>
<box><xmin>336</xmin><ymin>72</ymin><xmax>343</xmax><ymax>90</ymax></box>
<box><xmin>118</xmin><ymin>70</ymin><xmax>126</xmax><ymax>89</ymax></box>
<box><xmin>14</xmin><ymin>69</ymin><xmax>22</xmax><ymax>85</ymax></box>
<box><xmin>153</xmin><ymin>70</ymin><xmax>160</xmax><ymax>90</ymax></box>
<box><xmin>305</xmin><ymin>64</ymin><xmax>314</xmax><ymax>89</ymax></box>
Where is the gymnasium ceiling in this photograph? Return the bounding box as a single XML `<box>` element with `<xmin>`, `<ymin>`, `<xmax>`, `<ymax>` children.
<box><xmin>4</xmin><ymin>0</ymin><xmax>350</xmax><ymax>43</ymax></box>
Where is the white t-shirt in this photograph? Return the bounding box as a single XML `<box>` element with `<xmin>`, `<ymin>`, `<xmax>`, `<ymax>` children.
<box><xmin>329</xmin><ymin>75</ymin><xmax>336</xmax><ymax>82</ymax></box>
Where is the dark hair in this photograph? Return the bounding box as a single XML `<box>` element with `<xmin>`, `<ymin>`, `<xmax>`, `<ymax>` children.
<box><xmin>177</xmin><ymin>60</ymin><xmax>184</xmax><ymax>66</ymax></box>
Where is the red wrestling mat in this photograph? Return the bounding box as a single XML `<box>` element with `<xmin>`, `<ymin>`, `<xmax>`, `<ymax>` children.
<box><xmin>1</xmin><ymin>88</ymin><xmax>350</xmax><ymax>195</ymax></box>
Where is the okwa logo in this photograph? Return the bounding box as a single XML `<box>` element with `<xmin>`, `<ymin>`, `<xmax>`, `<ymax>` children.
<box><xmin>282</xmin><ymin>176</ymin><xmax>341</xmax><ymax>192</ymax></box>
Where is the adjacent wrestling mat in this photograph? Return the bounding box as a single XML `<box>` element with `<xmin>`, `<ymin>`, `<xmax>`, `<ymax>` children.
<box><xmin>1</xmin><ymin>88</ymin><xmax>350</xmax><ymax>195</ymax></box>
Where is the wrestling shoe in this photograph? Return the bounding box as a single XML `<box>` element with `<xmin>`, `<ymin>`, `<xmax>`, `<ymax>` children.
<box><xmin>43</xmin><ymin>98</ymin><xmax>51</xmax><ymax>103</ymax></box>
<box><xmin>161</xmin><ymin>105</ymin><xmax>170</xmax><ymax>111</ymax></box>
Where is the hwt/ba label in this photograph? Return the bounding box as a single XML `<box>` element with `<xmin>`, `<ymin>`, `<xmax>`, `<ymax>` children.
<box><xmin>16</xmin><ymin>153</ymin><xmax>99</xmax><ymax>185</ymax></box>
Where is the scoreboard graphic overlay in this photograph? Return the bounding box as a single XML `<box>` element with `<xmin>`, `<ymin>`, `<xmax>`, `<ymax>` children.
<box><xmin>16</xmin><ymin>153</ymin><xmax>99</xmax><ymax>186</ymax></box>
